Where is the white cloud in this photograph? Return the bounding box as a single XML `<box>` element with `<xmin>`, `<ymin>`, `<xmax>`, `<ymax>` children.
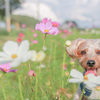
<box><xmin>12</xmin><ymin>1</ymin><xmax>61</xmax><ymax>22</ymax></box>
<box><xmin>43</xmin><ymin>0</ymin><xmax>59</xmax><ymax>5</ymax></box>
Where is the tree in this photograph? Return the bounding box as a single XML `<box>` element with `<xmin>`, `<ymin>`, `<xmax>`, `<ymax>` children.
<box><xmin>0</xmin><ymin>0</ymin><xmax>22</xmax><ymax>19</ymax></box>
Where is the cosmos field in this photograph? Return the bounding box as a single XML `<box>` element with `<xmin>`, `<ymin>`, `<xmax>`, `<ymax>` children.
<box><xmin>0</xmin><ymin>26</ymin><xmax>100</xmax><ymax>100</ymax></box>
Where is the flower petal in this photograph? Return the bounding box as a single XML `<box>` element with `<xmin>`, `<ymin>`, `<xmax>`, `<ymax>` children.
<box><xmin>0</xmin><ymin>52</ymin><xmax>9</xmax><ymax>58</ymax></box>
<box><xmin>70</xmin><ymin>69</ymin><xmax>83</xmax><ymax>79</ymax></box>
<box><xmin>0</xmin><ymin>58</ymin><xmax>12</xmax><ymax>64</ymax></box>
<box><xmin>10</xmin><ymin>58</ymin><xmax>22</xmax><ymax>67</ymax></box>
<box><xmin>69</xmin><ymin>78</ymin><xmax>83</xmax><ymax>83</ymax></box>
<box><xmin>18</xmin><ymin>40</ymin><xmax>29</xmax><ymax>56</ymax></box>
<box><xmin>3</xmin><ymin>41</ymin><xmax>18</xmax><ymax>55</ymax></box>
<box><xmin>84</xmin><ymin>81</ymin><xmax>97</xmax><ymax>88</ymax></box>
<box><xmin>22</xmin><ymin>51</ymin><xmax>33</xmax><ymax>62</ymax></box>
<box><xmin>45</xmin><ymin>22</ymin><xmax>52</xmax><ymax>30</ymax></box>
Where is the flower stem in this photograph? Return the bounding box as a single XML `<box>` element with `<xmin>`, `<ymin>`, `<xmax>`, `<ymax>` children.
<box><xmin>1</xmin><ymin>76</ymin><xmax>7</xmax><ymax>100</ymax></box>
<box><xmin>62</xmin><ymin>51</ymin><xmax>66</xmax><ymax>88</ymax></box>
<box><xmin>18</xmin><ymin>75</ymin><xmax>24</xmax><ymax>100</ymax></box>
<box><xmin>42</xmin><ymin>33</ymin><xmax>47</xmax><ymax>50</ymax></box>
<box><xmin>79</xmin><ymin>88</ymin><xmax>84</xmax><ymax>100</ymax></box>
<box><xmin>35</xmin><ymin>73</ymin><xmax>38</xmax><ymax>100</ymax></box>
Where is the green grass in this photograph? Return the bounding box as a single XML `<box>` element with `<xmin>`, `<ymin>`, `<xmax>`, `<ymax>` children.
<box><xmin>0</xmin><ymin>28</ymin><xmax>100</xmax><ymax>100</ymax></box>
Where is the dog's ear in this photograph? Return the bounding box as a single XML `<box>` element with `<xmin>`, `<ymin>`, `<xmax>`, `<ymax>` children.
<box><xmin>66</xmin><ymin>38</ymin><xmax>85</xmax><ymax>58</ymax></box>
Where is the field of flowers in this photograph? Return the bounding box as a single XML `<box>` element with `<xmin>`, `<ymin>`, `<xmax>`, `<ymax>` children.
<box><xmin>0</xmin><ymin>19</ymin><xmax>100</xmax><ymax>100</ymax></box>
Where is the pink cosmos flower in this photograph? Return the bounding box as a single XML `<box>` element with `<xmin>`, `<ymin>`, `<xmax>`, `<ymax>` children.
<box><xmin>0</xmin><ymin>63</ymin><xmax>17</xmax><ymax>73</ymax></box>
<box><xmin>32</xmin><ymin>40</ymin><xmax>38</xmax><ymax>44</ymax></box>
<box><xmin>62</xmin><ymin>64</ymin><xmax>67</xmax><ymax>70</ymax></box>
<box><xmin>32</xmin><ymin>29</ymin><xmax>35</xmax><ymax>32</ymax></box>
<box><xmin>63</xmin><ymin>29</ymin><xmax>69</xmax><ymax>34</ymax></box>
<box><xmin>28</xmin><ymin>70</ymin><xmax>36</xmax><ymax>77</ymax></box>
<box><xmin>19</xmin><ymin>33</ymin><xmax>25</xmax><ymax>38</ymax></box>
<box><xmin>33</xmin><ymin>33</ymin><xmax>38</xmax><ymax>37</ymax></box>
<box><xmin>21</xmin><ymin>24</ymin><xmax>26</xmax><ymax>28</ymax></box>
<box><xmin>17</xmin><ymin>37</ymin><xmax>22</xmax><ymax>43</ymax></box>
<box><xmin>41</xmin><ymin>18</ymin><xmax>51</xmax><ymax>24</ymax></box>
<box><xmin>35</xmin><ymin>22</ymin><xmax>59</xmax><ymax>35</ymax></box>
<box><xmin>52</xmin><ymin>22</ymin><xmax>60</xmax><ymax>28</ymax></box>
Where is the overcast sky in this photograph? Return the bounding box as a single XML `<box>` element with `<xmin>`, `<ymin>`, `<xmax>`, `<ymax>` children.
<box><xmin>13</xmin><ymin>0</ymin><xmax>100</xmax><ymax>28</ymax></box>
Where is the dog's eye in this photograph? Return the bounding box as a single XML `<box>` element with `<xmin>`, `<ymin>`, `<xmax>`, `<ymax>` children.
<box><xmin>81</xmin><ymin>51</ymin><xmax>86</xmax><ymax>55</ymax></box>
<box><xmin>97</xmin><ymin>51</ymin><xmax>100</xmax><ymax>55</ymax></box>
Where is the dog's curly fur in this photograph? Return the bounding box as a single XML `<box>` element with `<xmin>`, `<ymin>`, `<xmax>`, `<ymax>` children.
<box><xmin>66</xmin><ymin>38</ymin><xmax>100</xmax><ymax>100</ymax></box>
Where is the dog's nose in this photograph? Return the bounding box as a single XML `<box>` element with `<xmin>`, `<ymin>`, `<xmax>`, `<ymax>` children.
<box><xmin>87</xmin><ymin>60</ymin><xmax>95</xmax><ymax>67</ymax></box>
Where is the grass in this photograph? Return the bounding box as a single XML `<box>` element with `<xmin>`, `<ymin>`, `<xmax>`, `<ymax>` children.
<box><xmin>0</xmin><ymin>28</ymin><xmax>100</xmax><ymax>100</ymax></box>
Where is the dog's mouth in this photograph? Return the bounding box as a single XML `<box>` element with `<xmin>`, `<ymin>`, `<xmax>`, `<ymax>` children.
<box><xmin>85</xmin><ymin>68</ymin><xmax>98</xmax><ymax>76</ymax></box>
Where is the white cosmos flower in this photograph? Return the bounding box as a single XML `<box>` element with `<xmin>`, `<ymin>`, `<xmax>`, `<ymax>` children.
<box><xmin>69</xmin><ymin>69</ymin><xmax>100</xmax><ymax>88</ymax></box>
<box><xmin>36</xmin><ymin>64</ymin><xmax>46</xmax><ymax>68</ymax></box>
<box><xmin>0</xmin><ymin>40</ymin><xmax>33</xmax><ymax>67</ymax></box>
<box><xmin>65</xmin><ymin>40</ymin><xmax>71</xmax><ymax>46</ymax></box>
<box><xmin>31</xmin><ymin>51</ymin><xmax>46</xmax><ymax>62</ymax></box>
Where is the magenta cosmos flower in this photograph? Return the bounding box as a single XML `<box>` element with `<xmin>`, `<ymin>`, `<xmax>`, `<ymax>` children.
<box><xmin>0</xmin><ymin>63</ymin><xmax>17</xmax><ymax>73</ymax></box>
<box><xmin>35</xmin><ymin>22</ymin><xmax>59</xmax><ymax>35</ymax></box>
<box><xmin>52</xmin><ymin>22</ymin><xmax>60</xmax><ymax>28</ymax></box>
<box><xmin>28</xmin><ymin>70</ymin><xmax>36</xmax><ymax>77</ymax></box>
<box><xmin>41</xmin><ymin>18</ymin><xmax>51</xmax><ymax>24</ymax></box>
<box><xmin>19</xmin><ymin>33</ymin><xmax>25</xmax><ymax>38</ymax></box>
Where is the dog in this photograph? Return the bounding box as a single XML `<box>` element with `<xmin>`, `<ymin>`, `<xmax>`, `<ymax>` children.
<box><xmin>66</xmin><ymin>38</ymin><xmax>100</xmax><ymax>100</ymax></box>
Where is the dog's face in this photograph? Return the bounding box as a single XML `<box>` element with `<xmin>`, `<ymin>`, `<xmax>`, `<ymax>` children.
<box><xmin>66</xmin><ymin>39</ymin><xmax>100</xmax><ymax>72</ymax></box>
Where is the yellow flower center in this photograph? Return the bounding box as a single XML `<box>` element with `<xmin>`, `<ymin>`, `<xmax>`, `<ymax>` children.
<box><xmin>84</xmin><ymin>75</ymin><xmax>88</xmax><ymax>80</ymax></box>
<box><xmin>44</xmin><ymin>29</ymin><xmax>49</xmax><ymax>33</ymax></box>
<box><xmin>37</xmin><ymin>54</ymin><xmax>41</xmax><ymax>59</ymax></box>
<box><xmin>3</xmin><ymin>68</ymin><xmax>7</xmax><ymax>71</ymax></box>
<box><xmin>53</xmin><ymin>24</ymin><xmax>57</xmax><ymax>27</ymax></box>
<box><xmin>12</xmin><ymin>54</ymin><xmax>17</xmax><ymax>59</ymax></box>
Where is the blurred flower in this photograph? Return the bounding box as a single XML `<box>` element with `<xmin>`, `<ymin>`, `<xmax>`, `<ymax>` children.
<box><xmin>46</xmin><ymin>81</ymin><xmax>51</xmax><ymax>86</ymax></box>
<box><xmin>43</xmin><ymin>46</ymin><xmax>47</xmax><ymax>51</ymax></box>
<box><xmin>28</xmin><ymin>70</ymin><xmax>36</xmax><ymax>77</ymax></box>
<box><xmin>62</xmin><ymin>64</ymin><xmax>67</xmax><ymax>70</ymax></box>
<box><xmin>65</xmin><ymin>40</ymin><xmax>71</xmax><ymax>47</ymax></box>
<box><xmin>41</xmin><ymin>18</ymin><xmax>51</xmax><ymax>24</ymax></box>
<box><xmin>69</xmin><ymin>69</ymin><xmax>100</xmax><ymax>88</ymax></box>
<box><xmin>71</xmin><ymin>59</ymin><xmax>75</xmax><ymax>64</ymax></box>
<box><xmin>19</xmin><ymin>33</ymin><xmax>25</xmax><ymax>38</ymax></box>
<box><xmin>0</xmin><ymin>40</ymin><xmax>33</xmax><ymax>67</ymax></box>
<box><xmin>65</xmin><ymin>72</ymin><xmax>69</xmax><ymax>76</ymax></box>
<box><xmin>32</xmin><ymin>29</ymin><xmax>35</xmax><ymax>32</ymax></box>
<box><xmin>96</xmin><ymin>86</ymin><xmax>100</xmax><ymax>91</ymax></box>
<box><xmin>36</xmin><ymin>64</ymin><xmax>46</xmax><ymax>68</ymax></box>
<box><xmin>52</xmin><ymin>22</ymin><xmax>59</xmax><ymax>28</ymax></box>
<box><xmin>0</xmin><ymin>63</ymin><xmax>17</xmax><ymax>73</ymax></box>
<box><xmin>33</xmin><ymin>33</ymin><xmax>38</xmax><ymax>37</ymax></box>
<box><xmin>31</xmin><ymin>51</ymin><xmax>46</xmax><ymax>62</ymax></box>
<box><xmin>36</xmin><ymin>22</ymin><xmax>59</xmax><ymax>35</ymax></box>
<box><xmin>21</xmin><ymin>24</ymin><xmax>26</xmax><ymax>28</ymax></box>
<box><xmin>17</xmin><ymin>37</ymin><xmax>22</xmax><ymax>43</ymax></box>
<box><xmin>63</xmin><ymin>29</ymin><xmax>69</xmax><ymax>34</ymax></box>
<box><xmin>32</xmin><ymin>40</ymin><xmax>38</xmax><ymax>44</ymax></box>
<box><xmin>58</xmin><ymin>30</ymin><xmax>62</xmax><ymax>34</ymax></box>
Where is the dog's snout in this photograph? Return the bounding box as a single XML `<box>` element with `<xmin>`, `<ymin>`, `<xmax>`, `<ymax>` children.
<box><xmin>87</xmin><ymin>60</ymin><xmax>95</xmax><ymax>67</ymax></box>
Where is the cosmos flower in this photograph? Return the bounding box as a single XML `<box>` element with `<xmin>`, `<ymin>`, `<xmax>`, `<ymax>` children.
<box><xmin>32</xmin><ymin>40</ymin><xmax>38</xmax><ymax>44</ymax></box>
<box><xmin>31</xmin><ymin>50</ymin><xmax>46</xmax><ymax>62</ymax></box>
<box><xmin>62</xmin><ymin>64</ymin><xmax>67</xmax><ymax>70</ymax></box>
<box><xmin>33</xmin><ymin>33</ymin><xmax>38</xmax><ymax>37</ymax></box>
<box><xmin>35</xmin><ymin>22</ymin><xmax>59</xmax><ymax>35</ymax></box>
<box><xmin>36</xmin><ymin>64</ymin><xmax>46</xmax><ymax>68</ymax></box>
<box><xmin>0</xmin><ymin>40</ymin><xmax>33</xmax><ymax>67</ymax></box>
<box><xmin>17</xmin><ymin>37</ymin><xmax>22</xmax><ymax>43</ymax></box>
<box><xmin>0</xmin><ymin>63</ymin><xmax>17</xmax><ymax>73</ymax></box>
<box><xmin>69</xmin><ymin>69</ymin><xmax>100</xmax><ymax>88</ymax></box>
<box><xmin>41</xmin><ymin>18</ymin><xmax>51</xmax><ymax>24</ymax></box>
<box><xmin>52</xmin><ymin>22</ymin><xmax>59</xmax><ymax>28</ymax></box>
<box><xmin>19</xmin><ymin>33</ymin><xmax>25</xmax><ymax>38</ymax></box>
<box><xmin>21</xmin><ymin>24</ymin><xmax>26</xmax><ymax>28</ymax></box>
<box><xmin>65</xmin><ymin>40</ymin><xmax>71</xmax><ymax>47</ymax></box>
<box><xmin>28</xmin><ymin>70</ymin><xmax>36</xmax><ymax>77</ymax></box>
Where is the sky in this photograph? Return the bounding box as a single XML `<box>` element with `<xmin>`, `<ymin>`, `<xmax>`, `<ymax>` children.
<box><xmin>12</xmin><ymin>0</ymin><xmax>100</xmax><ymax>28</ymax></box>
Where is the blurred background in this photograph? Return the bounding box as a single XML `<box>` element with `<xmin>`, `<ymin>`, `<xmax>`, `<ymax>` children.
<box><xmin>0</xmin><ymin>0</ymin><xmax>100</xmax><ymax>33</ymax></box>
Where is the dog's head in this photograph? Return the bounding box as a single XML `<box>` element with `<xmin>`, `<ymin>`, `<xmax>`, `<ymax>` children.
<box><xmin>66</xmin><ymin>38</ymin><xmax>100</xmax><ymax>73</ymax></box>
